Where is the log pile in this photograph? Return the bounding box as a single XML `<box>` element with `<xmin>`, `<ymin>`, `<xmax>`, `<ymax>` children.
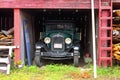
<box><xmin>112</xmin><ymin>10</ymin><xmax>120</xmax><ymax>61</ymax></box>
<box><xmin>113</xmin><ymin>10</ymin><xmax>120</xmax><ymax>44</ymax></box>
<box><xmin>0</xmin><ymin>27</ymin><xmax>14</xmax><ymax>46</ymax></box>
<box><xmin>112</xmin><ymin>43</ymin><xmax>120</xmax><ymax>60</ymax></box>
<box><xmin>113</xmin><ymin>10</ymin><xmax>120</xmax><ymax>17</ymax></box>
<box><xmin>113</xmin><ymin>10</ymin><xmax>120</xmax><ymax>28</ymax></box>
<box><xmin>113</xmin><ymin>17</ymin><xmax>120</xmax><ymax>25</ymax></box>
<box><xmin>113</xmin><ymin>30</ymin><xmax>120</xmax><ymax>44</ymax></box>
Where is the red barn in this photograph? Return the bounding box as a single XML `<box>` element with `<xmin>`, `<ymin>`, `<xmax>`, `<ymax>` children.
<box><xmin>0</xmin><ymin>0</ymin><xmax>120</xmax><ymax>66</ymax></box>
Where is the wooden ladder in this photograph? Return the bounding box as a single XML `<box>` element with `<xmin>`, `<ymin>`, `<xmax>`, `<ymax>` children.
<box><xmin>98</xmin><ymin>0</ymin><xmax>113</xmax><ymax>66</ymax></box>
<box><xmin>0</xmin><ymin>46</ymin><xmax>19</xmax><ymax>74</ymax></box>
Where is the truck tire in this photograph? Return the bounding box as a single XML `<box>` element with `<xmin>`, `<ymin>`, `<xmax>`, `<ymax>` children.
<box><xmin>35</xmin><ymin>50</ymin><xmax>43</xmax><ymax>67</ymax></box>
<box><xmin>74</xmin><ymin>55</ymin><xmax>79</xmax><ymax>67</ymax></box>
<box><xmin>73</xmin><ymin>50</ymin><xmax>79</xmax><ymax>67</ymax></box>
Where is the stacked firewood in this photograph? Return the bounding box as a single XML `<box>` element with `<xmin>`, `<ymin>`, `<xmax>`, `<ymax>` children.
<box><xmin>112</xmin><ymin>10</ymin><xmax>120</xmax><ymax>61</ymax></box>
<box><xmin>113</xmin><ymin>10</ymin><xmax>120</xmax><ymax>44</ymax></box>
<box><xmin>113</xmin><ymin>30</ymin><xmax>120</xmax><ymax>44</ymax></box>
<box><xmin>113</xmin><ymin>10</ymin><xmax>120</xmax><ymax>27</ymax></box>
<box><xmin>113</xmin><ymin>10</ymin><xmax>120</xmax><ymax>17</ymax></box>
<box><xmin>112</xmin><ymin>43</ymin><xmax>120</xmax><ymax>60</ymax></box>
<box><xmin>0</xmin><ymin>27</ymin><xmax>14</xmax><ymax>46</ymax></box>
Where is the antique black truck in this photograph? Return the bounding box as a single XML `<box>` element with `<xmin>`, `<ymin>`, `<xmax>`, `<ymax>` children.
<box><xmin>35</xmin><ymin>20</ymin><xmax>80</xmax><ymax>67</ymax></box>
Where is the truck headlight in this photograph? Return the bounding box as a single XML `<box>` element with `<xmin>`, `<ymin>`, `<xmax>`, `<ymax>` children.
<box><xmin>65</xmin><ymin>38</ymin><xmax>71</xmax><ymax>44</ymax></box>
<box><xmin>44</xmin><ymin>37</ymin><xmax>51</xmax><ymax>44</ymax></box>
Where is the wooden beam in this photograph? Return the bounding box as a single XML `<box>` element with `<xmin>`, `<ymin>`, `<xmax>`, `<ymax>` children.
<box><xmin>113</xmin><ymin>0</ymin><xmax>120</xmax><ymax>2</ymax></box>
<box><xmin>0</xmin><ymin>0</ymin><xmax>119</xmax><ymax>9</ymax></box>
<box><xmin>14</xmin><ymin>9</ymin><xmax>21</xmax><ymax>64</ymax></box>
<box><xmin>0</xmin><ymin>0</ymin><xmax>99</xmax><ymax>9</ymax></box>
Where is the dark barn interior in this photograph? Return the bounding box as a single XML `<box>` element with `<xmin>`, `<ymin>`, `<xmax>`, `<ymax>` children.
<box><xmin>21</xmin><ymin>9</ymin><xmax>92</xmax><ymax>59</ymax></box>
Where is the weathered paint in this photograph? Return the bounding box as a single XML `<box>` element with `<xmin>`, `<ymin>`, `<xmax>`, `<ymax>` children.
<box><xmin>0</xmin><ymin>0</ymin><xmax>119</xmax><ymax>9</ymax></box>
<box><xmin>98</xmin><ymin>0</ymin><xmax>112</xmax><ymax>66</ymax></box>
<box><xmin>0</xmin><ymin>0</ymin><xmax>99</xmax><ymax>9</ymax></box>
<box><xmin>14</xmin><ymin>9</ymin><xmax>21</xmax><ymax>64</ymax></box>
<box><xmin>113</xmin><ymin>0</ymin><xmax>120</xmax><ymax>2</ymax></box>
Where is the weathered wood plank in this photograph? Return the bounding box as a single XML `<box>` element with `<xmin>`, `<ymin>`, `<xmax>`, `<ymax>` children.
<box><xmin>0</xmin><ymin>0</ymin><xmax>99</xmax><ymax>9</ymax></box>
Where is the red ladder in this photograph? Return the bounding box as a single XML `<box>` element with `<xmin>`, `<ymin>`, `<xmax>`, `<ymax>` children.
<box><xmin>98</xmin><ymin>0</ymin><xmax>112</xmax><ymax>66</ymax></box>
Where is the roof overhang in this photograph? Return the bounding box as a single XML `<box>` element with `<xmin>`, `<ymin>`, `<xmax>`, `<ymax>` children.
<box><xmin>0</xmin><ymin>0</ymin><xmax>119</xmax><ymax>9</ymax></box>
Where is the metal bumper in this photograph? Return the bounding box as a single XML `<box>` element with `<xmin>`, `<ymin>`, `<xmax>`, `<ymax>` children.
<box><xmin>41</xmin><ymin>51</ymin><xmax>73</xmax><ymax>60</ymax></box>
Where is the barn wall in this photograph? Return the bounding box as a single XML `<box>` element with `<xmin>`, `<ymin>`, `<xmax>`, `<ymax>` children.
<box><xmin>0</xmin><ymin>0</ymin><xmax>119</xmax><ymax>9</ymax></box>
<box><xmin>0</xmin><ymin>0</ymin><xmax>99</xmax><ymax>9</ymax></box>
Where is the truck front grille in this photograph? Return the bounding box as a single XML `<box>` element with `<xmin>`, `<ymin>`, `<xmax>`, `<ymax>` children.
<box><xmin>51</xmin><ymin>34</ymin><xmax>65</xmax><ymax>51</ymax></box>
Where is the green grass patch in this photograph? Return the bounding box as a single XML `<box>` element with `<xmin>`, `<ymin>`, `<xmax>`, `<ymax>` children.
<box><xmin>0</xmin><ymin>64</ymin><xmax>120</xmax><ymax>80</ymax></box>
<box><xmin>0</xmin><ymin>64</ymin><xmax>80</xmax><ymax>80</ymax></box>
<box><xmin>97</xmin><ymin>66</ymin><xmax>120</xmax><ymax>77</ymax></box>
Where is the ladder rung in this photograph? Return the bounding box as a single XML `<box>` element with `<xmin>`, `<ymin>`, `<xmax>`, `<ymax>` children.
<box><xmin>100</xmin><ymin>17</ymin><xmax>111</xmax><ymax>19</ymax></box>
<box><xmin>100</xmin><ymin>6</ymin><xmax>111</xmax><ymax>10</ymax></box>
<box><xmin>100</xmin><ymin>27</ymin><xmax>112</xmax><ymax>30</ymax></box>
<box><xmin>100</xmin><ymin>37</ymin><xmax>111</xmax><ymax>40</ymax></box>
<box><xmin>101</xmin><ymin>2</ymin><xmax>111</xmax><ymax>6</ymax></box>
<box><xmin>101</xmin><ymin>47</ymin><xmax>112</xmax><ymax>50</ymax></box>
<box><xmin>100</xmin><ymin>57</ymin><xmax>112</xmax><ymax>60</ymax></box>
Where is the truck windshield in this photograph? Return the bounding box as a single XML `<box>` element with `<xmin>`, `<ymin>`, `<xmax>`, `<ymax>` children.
<box><xmin>46</xmin><ymin>23</ymin><xmax>73</xmax><ymax>31</ymax></box>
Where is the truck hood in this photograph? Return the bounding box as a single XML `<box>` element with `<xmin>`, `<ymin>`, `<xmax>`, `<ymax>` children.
<box><xmin>45</xmin><ymin>31</ymin><xmax>73</xmax><ymax>39</ymax></box>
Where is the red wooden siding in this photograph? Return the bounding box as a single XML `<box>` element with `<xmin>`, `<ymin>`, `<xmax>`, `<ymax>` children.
<box><xmin>0</xmin><ymin>0</ymin><xmax>99</xmax><ymax>9</ymax></box>
<box><xmin>0</xmin><ymin>0</ymin><xmax>119</xmax><ymax>9</ymax></box>
<box><xmin>113</xmin><ymin>0</ymin><xmax>120</xmax><ymax>2</ymax></box>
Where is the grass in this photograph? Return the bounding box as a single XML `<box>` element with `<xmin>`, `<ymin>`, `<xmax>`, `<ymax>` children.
<box><xmin>0</xmin><ymin>64</ymin><xmax>80</xmax><ymax>80</ymax></box>
<box><xmin>96</xmin><ymin>65</ymin><xmax>120</xmax><ymax>79</ymax></box>
<box><xmin>0</xmin><ymin>64</ymin><xmax>120</xmax><ymax>80</ymax></box>
<box><xmin>97</xmin><ymin>66</ymin><xmax>120</xmax><ymax>76</ymax></box>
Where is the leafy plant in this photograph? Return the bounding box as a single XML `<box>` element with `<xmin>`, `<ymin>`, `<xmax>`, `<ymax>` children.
<box><xmin>11</xmin><ymin>52</ymin><xmax>14</xmax><ymax>59</ymax></box>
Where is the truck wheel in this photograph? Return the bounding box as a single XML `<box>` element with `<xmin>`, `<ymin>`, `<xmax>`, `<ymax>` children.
<box><xmin>74</xmin><ymin>55</ymin><xmax>79</xmax><ymax>67</ymax></box>
<box><xmin>35</xmin><ymin>50</ymin><xmax>43</xmax><ymax>67</ymax></box>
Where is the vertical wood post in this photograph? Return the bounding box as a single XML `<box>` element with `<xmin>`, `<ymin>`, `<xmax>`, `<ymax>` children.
<box><xmin>14</xmin><ymin>8</ymin><xmax>21</xmax><ymax>64</ymax></box>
